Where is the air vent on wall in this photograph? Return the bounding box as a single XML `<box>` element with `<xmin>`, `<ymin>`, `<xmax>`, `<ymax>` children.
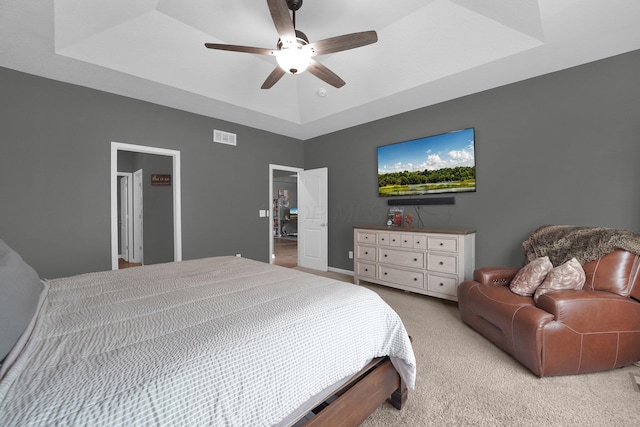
<box><xmin>213</xmin><ymin>129</ymin><xmax>237</xmax><ymax>146</ymax></box>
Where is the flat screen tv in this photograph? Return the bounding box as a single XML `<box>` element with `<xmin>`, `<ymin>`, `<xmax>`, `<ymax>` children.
<box><xmin>377</xmin><ymin>127</ymin><xmax>476</xmax><ymax>197</ymax></box>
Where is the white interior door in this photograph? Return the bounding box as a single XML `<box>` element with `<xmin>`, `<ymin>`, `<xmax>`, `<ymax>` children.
<box><xmin>298</xmin><ymin>167</ymin><xmax>328</xmax><ymax>271</ymax></box>
<box><xmin>119</xmin><ymin>175</ymin><xmax>130</xmax><ymax>261</ymax></box>
<box><xmin>132</xmin><ymin>168</ymin><xmax>144</xmax><ymax>264</ymax></box>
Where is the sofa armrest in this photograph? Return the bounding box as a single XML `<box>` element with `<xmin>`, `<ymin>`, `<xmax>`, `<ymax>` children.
<box><xmin>472</xmin><ymin>267</ymin><xmax>520</xmax><ymax>286</ymax></box>
<box><xmin>536</xmin><ymin>290</ymin><xmax>640</xmax><ymax>332</ymax></box>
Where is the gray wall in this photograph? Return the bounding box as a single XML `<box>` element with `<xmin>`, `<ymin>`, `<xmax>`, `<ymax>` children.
<box><xmin>0</xmin><ymin>67</ymin><xmax>303</xmax><ymax>279</ymax></box>
<box><xmin>2</xmin><ymin>49</ymin><xmax>639</xmax><ymax>278</ymax></box>
<box><xmin>304</xmin><ymin>49</ymin><xmax>640</xmax><ymax>271</ymax></box>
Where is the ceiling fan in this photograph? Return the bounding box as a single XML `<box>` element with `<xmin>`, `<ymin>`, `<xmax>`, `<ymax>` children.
<box><xmin>204</xmin><ymin>0</ymin><xmax>378</xmax><ymax>89</ymax></box>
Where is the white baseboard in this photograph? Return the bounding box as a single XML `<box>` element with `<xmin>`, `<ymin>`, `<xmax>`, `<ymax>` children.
<box><xmin>328</xmin><ymin>266</ymin><xmax>354</xmax><ymax>276</ymax></box>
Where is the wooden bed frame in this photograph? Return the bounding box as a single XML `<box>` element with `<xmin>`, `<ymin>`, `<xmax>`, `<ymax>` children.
<box><xmin>301</xmin><ymin>357</ymin><xmax>407</xmax><ymax>426</ymax></box>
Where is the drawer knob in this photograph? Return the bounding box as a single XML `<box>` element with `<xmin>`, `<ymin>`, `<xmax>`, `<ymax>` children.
<box><xmin>414</xmin><ymin>278</ymin><xmax>418</xmax><ymax>281</ymax></box>
<box><xmin>404</xmin><ymin>240</ymin><xmax>408</xmax><ymax>243</ymax></box>
<box><xmin>439</xmin><ymin>282</ymin><xmax>444</xmax><ymax>286</ymax></box>
<box><xmin>384</xmin><ymin>272</ymin><xmax>388</xmax><ymax>275</ymax></box>
<box><xmin>414</xmin><ymin>258</ymin><xmax>418</xmax><ymax>262</ymax></box>
<box><xmin>384</xmin><ymin>254</ymin><xmax>388</xmax><ymax>257</ymax></box>
<box><xmin>392</xmin><ymin>239</ymin><xmax>396</xmax><ymax>242</ymax></box>
<box><xmin>439</xmin><ymin>242</ymin><xmax>444</xmax><ymax>246</ymax></box>
<box><xmin>364</xmin><ymin>268</ymin><xmax>369</xmax><ymax>272</ymax></box>
<box><xmin>365</xmin><ymin>251</ymin><xmax>368</xmax><ymax>255</ymax></box>
<box><xmin>439</xmin><ymin>261</ymin><xmax>444</xmax><ymax>265</ymax></box>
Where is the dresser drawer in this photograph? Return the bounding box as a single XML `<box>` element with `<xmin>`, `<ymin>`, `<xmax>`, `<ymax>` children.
<box><xmin>380</xmin><ymin>248</ymin><xmax>425</xmax><ymax>269</ymax></box>
<box><xmin>427</xmin><ymin>253</ymin><xmax>458</xmax><ymax>274</ymax></box>
<box><xmin>356</xmin><ymin>245</ymin><xmax>376</xmax><ymax>261</ymax></box>
<box><xmin>356</xmin><ymin>261</ymin><xmax>377</xmax><ymax>279</ymax></box>
<box><xmin>427</xmin><ymin>236</ymin><xmax>458</xmax><ymax>252</ymax></box>
<box><xmin>380</xmin><ymin>266</ymin><xmax>424</xmax><ymax>289</ymax></box>
<box><xmin>412</xmin><ymin>235</ymin><xmax>427</xmax><ymax>250</ymax></box>
<box><xmin>356</xmin><ymin>230</ymin><xmax>377</xmax><ymax>244</ymax></box>
<box><xmin>427</xmin><ymin>273</ymin><xmax>458</xmax><ymax>296</ymax></box>
<box><xmin>399</xmin><ymin>234</ymin><xmax>418</xmax><ymax>248</ymax></box>
<box><xmin>377</xmin><ymin>232</ymin><xmax>390</xmax><ymax>246</ymax></box>
<box><xmin>388</xmin><ymin>233</ymin><xmax>403</xmax><ymax>247</ymax></box>
<box><xmin>378</xmin><ymin>248</ymin><xmax>425</xmax><ymax>268</ymax></box>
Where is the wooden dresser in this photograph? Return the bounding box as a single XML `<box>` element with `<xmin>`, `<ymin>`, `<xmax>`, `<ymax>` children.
<box><xmin>353</xmin><ymin>226</ymin><xmax>476</xmax><ymax>301</ymax></box>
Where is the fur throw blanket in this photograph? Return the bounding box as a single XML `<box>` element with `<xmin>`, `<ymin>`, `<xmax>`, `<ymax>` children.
<box><xmin>522</xmin><ymin>225</ymin><xmax>640</xmax><ymax>266</ymax></box>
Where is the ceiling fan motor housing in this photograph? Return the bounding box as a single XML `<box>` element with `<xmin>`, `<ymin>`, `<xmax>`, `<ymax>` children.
<box><xmin>276</xmin><ymin>30</ymin><xmax>311</xmax><ymax>74</ymax></box>
<box><xmin>287</xmin><ymin>0</ymin><xmax>303</xmax><ymax>11</ymax></box>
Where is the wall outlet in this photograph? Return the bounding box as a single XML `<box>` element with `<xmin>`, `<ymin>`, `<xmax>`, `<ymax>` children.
<box><xmin>348</xmin><ymin>250</ymin><xmax>353</xmax><ymax>259</ymax></box>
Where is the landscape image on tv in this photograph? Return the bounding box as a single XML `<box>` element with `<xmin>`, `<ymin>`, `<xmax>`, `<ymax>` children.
<box><xmin>377</xmin><ymin>128</ymin><xmax>476</xmax><ymax>196</ymax></box>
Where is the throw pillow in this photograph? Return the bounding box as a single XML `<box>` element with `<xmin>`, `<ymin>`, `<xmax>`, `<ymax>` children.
<box><xmin>533</xmin><ymin>257</ymin><xmax>585</xmax><ymax>302</ymax></box>
<box><xmin>0</xmin><ymin>239</ymin><xmax>44</xmax><ymax>362</ymax></box>
<box><xmin>509</xmin><ymin>256</ymin><xmax>553</xmax><ymax>296</ymax></box>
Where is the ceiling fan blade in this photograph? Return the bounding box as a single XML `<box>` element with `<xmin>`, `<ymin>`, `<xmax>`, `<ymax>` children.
<box><xmin>205</xmin><ymin>43</ymin><xmax>275</xmax><ymax>56</ymax></box>
<box><xmin>307</xmin><ymin>59</ymin><xmax>346</xmax><ymax>88</ymax></box>
<box><xmin>267</xmin><ymin>0</ymin><xmax>296</xmax><ymax>42</ymax></box>
<box><xmin>261</xmin><ymin>66</ymin><xmax>286</xmax><ymax>89</ymax></box>
<box><xmin>307</xmin><ymin>30</ymin><xmax>378</xmax><ymax>56</ymax></box>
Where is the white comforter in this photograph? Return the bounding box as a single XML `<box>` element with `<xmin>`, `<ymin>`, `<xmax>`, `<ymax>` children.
<box><xmin>0</xmin><ymin>256</ymin><xmax>415</xmax><ymax>426</ymax></box>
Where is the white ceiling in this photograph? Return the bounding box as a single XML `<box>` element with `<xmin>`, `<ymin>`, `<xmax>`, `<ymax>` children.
<box><xmin>1</xmin><ymin>0</ymin><xmax>639</xmax><ymax>140</ymax></box>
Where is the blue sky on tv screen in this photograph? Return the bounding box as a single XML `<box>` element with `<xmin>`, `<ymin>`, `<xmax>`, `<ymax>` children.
<box><xmin>378</xmin><ymin>128</ymin><xmax>475</xmax><ymax>174</ymax></box>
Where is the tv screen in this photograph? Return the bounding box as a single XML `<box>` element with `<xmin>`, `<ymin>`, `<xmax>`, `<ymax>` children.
<box><xmin>377</xmin><ymin>127</ymin><xmax>476</xmax><ymax>197</ymax></box>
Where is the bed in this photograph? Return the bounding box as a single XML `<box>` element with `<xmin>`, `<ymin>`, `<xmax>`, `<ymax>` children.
<box><xmin>0</xmin><ymin>239</ymin><xmax>415</xmax><ymax>426</ymax></box>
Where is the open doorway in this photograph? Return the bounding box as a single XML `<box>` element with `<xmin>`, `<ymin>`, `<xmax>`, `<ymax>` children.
<box><xmin>271</xmin><ymin>167</ymin><xmax>300</xmax><ymax>267</ymax></box>
<box><xmin>269</xmin><ymin>165</ymin><xmax>328</xmax><ymax>271</ymax></box>
<box><xmin>110</xmin><ymin>142</ymin><xmax>182</xmax><ymax>270</ymax></box>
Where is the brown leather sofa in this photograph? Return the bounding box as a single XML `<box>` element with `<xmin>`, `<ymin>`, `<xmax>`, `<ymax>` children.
<box><xmin>458</xmin><ymin>236</ymin><xmax>640</xmax><ymax>377</ymax></box>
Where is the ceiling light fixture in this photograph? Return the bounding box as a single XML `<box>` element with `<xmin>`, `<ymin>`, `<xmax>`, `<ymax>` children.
<box><xmin>276</xmin><ymin>32</ymin><xmax>312</xmax><ymax>74</ymax></box>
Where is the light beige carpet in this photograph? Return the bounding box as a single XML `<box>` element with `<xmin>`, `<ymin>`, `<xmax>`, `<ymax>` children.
<box><xmin>295</xmin><ymin>267</ymin><xmax>640</xmax><ymax>426</ymax></box>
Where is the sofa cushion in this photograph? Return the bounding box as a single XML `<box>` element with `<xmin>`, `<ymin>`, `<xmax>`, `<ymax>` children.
<box><xmin>583</xmin><ymin>250</ymin><xmax>640</xmax><ymax>298</ymax></box>
<box><xmin>509</xmin><ymin>256</ymin><xmax>553</xmax><ymax>296</ymax></box>
<box><xmin>534</xmin><ymin>257</ymin><xmax>585</xmax><ymax>302</ymax></box>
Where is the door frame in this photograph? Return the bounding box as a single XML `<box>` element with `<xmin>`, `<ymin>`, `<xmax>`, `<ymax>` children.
<box><xmin>269</xmin><ymin>164</ymin><xmax>303</xmax><ymax>265</ymax></box>
<box><xmin>110</xmin><ymin>142</ymin><xmax>182</xmax><ymax>270</ymax></box>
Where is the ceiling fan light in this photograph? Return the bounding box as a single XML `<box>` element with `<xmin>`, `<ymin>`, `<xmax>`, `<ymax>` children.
<box><xmin>276</xmin><ymin>46</ymin><xmax>311</xmax><ymax>74</ymax></box>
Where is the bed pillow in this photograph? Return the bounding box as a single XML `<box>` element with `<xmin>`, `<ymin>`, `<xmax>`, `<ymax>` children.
<box><xmin>533</xmin><ymin>257</ymin><xmax>585</xmax><ymax>303</ymax></box>
<box><xmin>509</xmin><ymin>256</ymin><xmax>553</xmax><ymax>296</ymax></box>
<box><xmin>0</xmin><ymin>239</ymin><xmax>43</xmax><ymax>362</ymax></box>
